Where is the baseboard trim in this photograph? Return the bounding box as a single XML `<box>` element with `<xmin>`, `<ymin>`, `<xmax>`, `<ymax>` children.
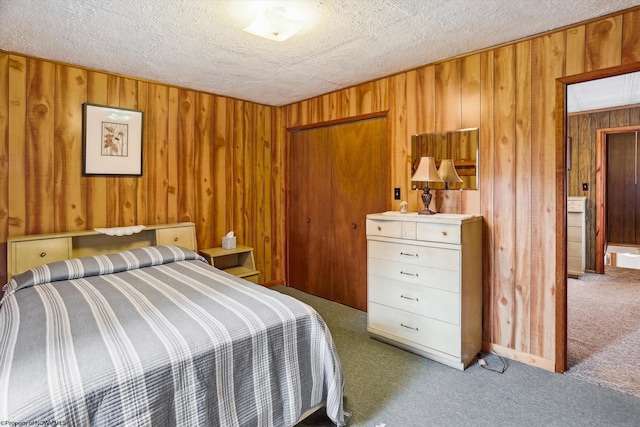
<box><xmin>263</xmin><ymin>279</ymin><xmax>285</xmax><ymax>288</ymax></box>
<box><xmin>482</xmin><ymin>341</ymin><xmax>555</xmax><ymax>372</ymax></box>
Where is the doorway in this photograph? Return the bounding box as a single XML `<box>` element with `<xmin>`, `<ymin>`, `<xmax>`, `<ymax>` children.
<box><xmin>558</xmin><ymin>64</ymin><xmax>640</xmax><ymax>375</ymax></box>
<box><xmin>598</xmin><ymin>127</ymin><xmax>640</xmax><ymax>272</ymax></box>
<box><xmin>565</xmin><ymin>119</ymin><xmax>640</xmax><ymax>395</ymax></box>
<box><xmin>567</xmin><ymin>119</ymin><xmax>640</xmax><ymax>274</ymax></box>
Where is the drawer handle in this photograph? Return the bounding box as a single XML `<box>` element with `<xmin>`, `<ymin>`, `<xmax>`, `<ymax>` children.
<box><xmin>377</xmin><ymin>226</ymin><xmax>381</xmax><ymax>231</ymax></box>
<box><xmin>400</xmin><ymin>271</ymin><xmax>418</xmax><ymax>277</ymax></box>
<box><xmin>400</xmin><ymin>252</ymin><xmax>418</xmax><ymax>257</ymax></box>
<box><xmin>306</xmin><ymin>218</ymin><xmax>311</xmax><ymax>223</ymax></box>
<box><xmin>40</xmin><ymin>252</ymin><xmax>47</xmax><ymax>257</ymax></box>
<box><xmin>442</xmin><ymin>231</ymin><xmax>447</xmax><ymax>236</ymax></box>
<box><xmin>352</xmin><ymin>223</ymin><xmax>357</xmax><ymax>229</ymax></box>
<box><xmin>400</xmin><ymin>294</ymin><xmax>419</xmax><ymax>302</ymax></box>
<box><xmin>400</xmin><ymin>323</ymin><xmax>419</xmax><ymax>332</ymax></box>
<box><xmin>174</xmin><ymin>237</ymin><xmax>179</xmax><ymax>242</ymax></box>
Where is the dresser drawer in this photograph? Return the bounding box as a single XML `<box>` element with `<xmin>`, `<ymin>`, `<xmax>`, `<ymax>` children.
<box><xmin>567</xmin><ymin>200</ymin><xmax>584</xmax><ymax>212</ymax></box>
<box><xmin>368</xmin><ymin>302</ymin><xmax>461</xmax><ymax>357</ymax></box>
<box><xmin>368</xmin><ymin>276</ymin><xmax>460</xmax><ymax>324</ymax></box>
<box><xmin>366</xmin><ymin>219</ymin><xmax>404</xmax><ymax>238</ymax></box>
<box><xmin>368</xmin><ymin>240</ymin><xmax>460</xmax><ymax>270</ymax></box>
<box><xmin>567</xmin><ymin>226</ymin><xmax>582</xmax><ymax>243</ymax></box>
<box><xmin>11</xmin><ymin>237</ymin><xmax>72</xmax><ymax>276</ymax></box>
<box><xmin>568</xmin><ymin>256</ymin><xmax>583</xmax><ymax>273</ymax></box>
<box><xmin>567</xmin><ymin>212</ymin><xmax>582</xmax><ymax>227</ymax></box>
<box><xmin>567</xmin><ymin>241</ymin><xmax>582</xmax><ymax>258</ymax></box>
<box><xmin>416</xmin><ymin>222</ymin><xmax>460</xmax><ymax>244</ymax></box>
<box><xmin>156</xmin><ymin>226</ymin><xmax>196</xmax><ymax>250</ymax></box>
<box><xmin>368</xmin><ymin>258</ymin><xmax>460</xmax><ymax>293</ymax></box>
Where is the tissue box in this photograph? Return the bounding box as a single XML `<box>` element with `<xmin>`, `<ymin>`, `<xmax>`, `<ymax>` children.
<box><xmin>222</xmin><ymin>236</ymin><xmax>237</xmax><ymax>250</ymax></box>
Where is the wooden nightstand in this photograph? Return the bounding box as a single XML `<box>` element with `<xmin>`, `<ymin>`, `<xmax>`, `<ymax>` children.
<box><xmin>199</xmin><ymin>245</ymin><xmax>260</xmax><ymax>284</ymax></box>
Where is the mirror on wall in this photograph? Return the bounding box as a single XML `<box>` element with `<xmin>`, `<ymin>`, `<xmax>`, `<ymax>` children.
<box><xmin>411</xmin><ymin>127</ymin><xmax>479</xmax><ymax>190</ymax></box>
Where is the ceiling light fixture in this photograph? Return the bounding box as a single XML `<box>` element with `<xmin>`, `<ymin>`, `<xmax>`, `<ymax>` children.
<box><xmin>243</xmin><ymin>5</ymin><xmax>303</xmax><ymax>42</ymax></box>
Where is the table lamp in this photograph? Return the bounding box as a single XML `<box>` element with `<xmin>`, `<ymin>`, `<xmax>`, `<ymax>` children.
<box><xmin>411</xmin><ymin>156</ymin><xmax>443</xmax><ymax>215</ymax></box>
<box><xmin>437</xmin><ymin>159</ymin><xmax>463</xmax><ymax>190</ymax></box>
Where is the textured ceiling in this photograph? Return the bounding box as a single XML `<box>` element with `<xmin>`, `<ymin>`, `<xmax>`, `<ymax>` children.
<box><xmin>1</xmin><ymin>0</ymin><xmax>638</xmax><ymax>106</ymax></box>
<box><xmin>568</xmin><ymin>72</ymin><xmax>640</xmax><ymax>113</ymax></box>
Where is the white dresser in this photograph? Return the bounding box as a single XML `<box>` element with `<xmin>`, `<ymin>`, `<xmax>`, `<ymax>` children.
<box><xmin>366</xmin><ymin>212</ymin><xmax>482</xmax><ymax>370</ymax></box>
<box><xmin>567</xmin><ymin>197</ymin><xmax>586</xmax><ymax>277</ymax></box>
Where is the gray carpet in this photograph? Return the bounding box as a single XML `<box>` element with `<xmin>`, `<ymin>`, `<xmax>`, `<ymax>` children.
<box><xmin>274</xmin><ymin>286</ymin><xmax>640</xmax><ymax>427</ymax></box>
<box><xmin>566</xmin><ymin>266</ymin><xmax>640</xmax><ymax>398</ymax></box>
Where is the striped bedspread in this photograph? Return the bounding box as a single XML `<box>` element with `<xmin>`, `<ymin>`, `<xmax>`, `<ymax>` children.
<box><xmin>0</xmin><ymin>246</ymin><xmax>345</xmax><ymax>426</ymax></box>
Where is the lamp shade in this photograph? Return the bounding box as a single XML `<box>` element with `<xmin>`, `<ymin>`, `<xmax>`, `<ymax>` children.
<box><xmin>437</xmin><ymin>159</ymin><xmax>463</xmax><ymax>183</ymax></box>
<box><xmin>411</xmin><ymin>157</ymin><xmax>443</xmax><ymax>183</ymax></box>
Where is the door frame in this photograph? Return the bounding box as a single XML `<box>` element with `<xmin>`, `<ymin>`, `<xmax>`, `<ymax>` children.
<box><xmin>596</xmin><ymin>125</ymin><xmax>640</xmax><ymax>274</ymax></box>
<box><xmin>555</xmin><ymin>62</ymin><xmax>640</xmax><ymax>373</ymax></box>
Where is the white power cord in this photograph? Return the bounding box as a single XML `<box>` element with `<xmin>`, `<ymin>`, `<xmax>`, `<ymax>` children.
<box><xmin>477</xmin><ymin>352</ymin><xmax>507</xmax><ymax>373</ymax></box>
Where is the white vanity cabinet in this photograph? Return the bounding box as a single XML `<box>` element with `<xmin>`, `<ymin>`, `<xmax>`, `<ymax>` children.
<box><xmin>366</xmin><ymin>212</ymin><xmax>482</xmax><ymax>370</ymax></box>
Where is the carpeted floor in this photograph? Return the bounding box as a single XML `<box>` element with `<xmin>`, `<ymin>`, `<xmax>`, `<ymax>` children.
<box><xmin>275</xmin><ymin>285</ymin><xmax>640</xmax><ymax>427</ymax></box>
<box><xmin>566</xmin><ymin>266</ymin><xmax>640</xmax><ymax>398</ymax></box>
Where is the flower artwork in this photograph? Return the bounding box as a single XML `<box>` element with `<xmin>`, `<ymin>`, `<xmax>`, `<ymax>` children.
<box><xmin>102</xmin><ymin>122</ymin><xmax>128</xmax><ymax>156</ymax></box>
<box><xmin>83</xmin><ymin>103</ymin><xmax>143</xmax><ymax>175</ymax></box>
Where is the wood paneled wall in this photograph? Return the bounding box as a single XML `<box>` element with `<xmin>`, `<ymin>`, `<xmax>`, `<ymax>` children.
<box><xmin>0</xmin><ymin>53</ymin><xmax>285</xmax><ymax>286</ymax></box>
<box><xmin>567</xmin><ymin>106</ymin><xmax>640</xmax><ymax>271</ymax></box>
<box><xmin>2</xmin><ymin>6</ymin><xmax>640</xmax><ymax>371</ymax></box>
<box><xmin>281</xmin><ymin>7</ymin><xmax>640</xmax><ymax>370</ymax></box>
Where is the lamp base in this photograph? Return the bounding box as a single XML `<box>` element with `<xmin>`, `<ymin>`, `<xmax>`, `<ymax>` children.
<box><xmin>418</xmin><ymin>208</ymin><xmax>437</xmax><ymax>215</ymax></box>
<box><xmin>419</xmin><ymin>186</ymin><xmax>436</xmax><ymax>215</ymax></box>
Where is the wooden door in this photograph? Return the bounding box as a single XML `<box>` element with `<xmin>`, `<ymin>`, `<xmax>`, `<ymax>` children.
<box><xmin>330</xmin><ymin>119</ymin><xmax>387</xmax><ymax>310</ymax></box>
<box><xmin>288</xmin><ymin>118</ymin><xmax>388</xmax><ymax>310</ymax></box>
<box><xmin>289</xmin><ymin>127</ymin><xmax>333</xmax><ymax>300</ymax></box>
<box><xmin>607</xmin><ymin>132</ymin><xmax>640</xmax><ymax>245</ymax></box>
<box><xmin>288</xmin><ymin>130</ymin><xmax>310</xmax><ymax>291</ymax></box>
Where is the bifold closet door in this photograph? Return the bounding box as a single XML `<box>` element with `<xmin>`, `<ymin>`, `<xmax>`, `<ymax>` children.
<box><xmin>289</xmin><ymin>127</ymin><xmax>333</xmax><ymax>300</ymax></box>
<box><xmin>607</xmin><ymin>132</ymin><xmax>640</xmax><ymax>245</ymax></box>
<box><xmin>329</xmin><ymin>119</ymin><xmax>387</xmax><ymax>310</ymax></box>
<box><xmin>288</xmin><ymin>118</ymin><xmax>388</xmax><ymax>310</ymax></box>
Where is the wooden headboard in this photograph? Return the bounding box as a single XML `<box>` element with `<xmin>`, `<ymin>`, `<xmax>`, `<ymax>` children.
<box><xmin>6</xmin><ymin>222</ymin><xmax>196</xmax><ymax>281</ymax></box>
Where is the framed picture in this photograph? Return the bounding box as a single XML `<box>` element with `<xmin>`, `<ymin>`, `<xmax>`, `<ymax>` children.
<box><xmin>83</xmin><ymin>103</ymin><xmax>143</xmax><ymax>176</ymax></box>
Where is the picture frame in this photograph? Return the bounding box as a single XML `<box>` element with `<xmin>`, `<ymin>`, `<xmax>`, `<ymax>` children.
<box><xmin>83</xmin><ymin>103</ymin><xmax>143</xmax><ymax>176</ymax></box>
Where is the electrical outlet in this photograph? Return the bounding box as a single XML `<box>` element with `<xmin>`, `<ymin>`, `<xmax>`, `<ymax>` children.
<box><xmin>394</xmin><ymin>188</ymin><xmax>401</xmax><ymax>200</ymax></box>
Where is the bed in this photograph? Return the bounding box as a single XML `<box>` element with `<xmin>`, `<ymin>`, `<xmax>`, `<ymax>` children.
<box><xmin>0</xmin><ymin>244</ymin><xmax>346</xmax><ymax>426</ymax></box>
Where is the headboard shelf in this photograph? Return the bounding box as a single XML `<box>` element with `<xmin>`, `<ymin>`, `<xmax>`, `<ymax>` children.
<box><xmin>6</xmin><ymin>222</ymin><xmax>196</xmax><ymax>280</ymax></box>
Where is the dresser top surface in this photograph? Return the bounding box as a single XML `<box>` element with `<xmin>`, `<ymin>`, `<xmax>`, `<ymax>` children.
<box><xmin>368</xmin><ymin>212</ymin><xmax>481</xmax><ymax>224</ymax></box>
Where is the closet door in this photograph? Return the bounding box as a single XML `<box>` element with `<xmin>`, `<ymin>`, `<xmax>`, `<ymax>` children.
<box><xmin>607</xmin><ymin>132</ymin><xmax>640</xmax><ymax>245</ymax></box>
<box><xmin>289</xmin><ymin>130</ymin><xmax>310</xmax><ymax>291</ymax></box>
<box><xmin>288</xmin><ymin>118</ymin><xmax>388</xmax><ymax>310</ymax></box>
<box><xmin>330</xmin><ymin>119</ymin><xmax>387</xmax><ymax>310</ymax></box>
<box><xmin>289</xmin><ymin>127</ymin><xmax>333</xmax><ymax>300</ymax></box>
